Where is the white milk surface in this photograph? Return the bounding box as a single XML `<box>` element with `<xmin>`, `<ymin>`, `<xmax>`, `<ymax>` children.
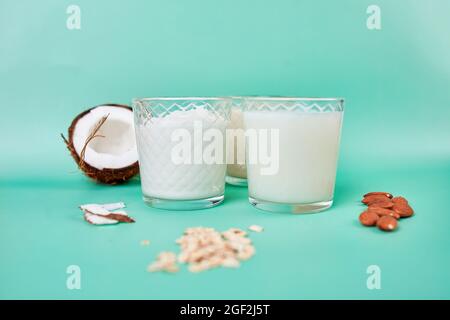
<box><xmin>244</xmin><ymin>111</ymin><xmax>343</xmax><ymax>204</ymax></box>
<box><xmin>136</xmin><ymin>108</ymin><xmax>228</xmax><ymax>200</ymax></box>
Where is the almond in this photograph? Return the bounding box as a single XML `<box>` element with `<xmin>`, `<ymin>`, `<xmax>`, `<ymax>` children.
<box><xmin>362</xmin><ymin>194</ymin><xmax>391</xmax><ymax>205</ymax></box>
<box><xmin>368</xmin><ymin>200</ymin><xmax>394</xmax><ymax>209</ymax></box>
<box><xmin>359</xmin><ymin>193</ymin><xmax>414</xmax><ymax>233</ymax></box>
<box><xmin>363</xmin><ymin>192</ymin><xmax>393</xmax><ymax>199</ymax></box>
<box><xmin>359</xmin><ymin>210</ymin><xmax>379</xmax><ymax>226</ymax></box>
<box><xmin>376</xmin><ymin>216</ymin><xmax>398</xmax><ymax>232</ymax></box>
<box><xmin>367</xmin><ymin>207</ymin><xmax>400</xmax><ymax>219</ymax></box>
<box><xmin>392</xmin><ymin>196</ymin><xmax>408</xmax><ymax>205</ymax></box>
<box><xmin>393</xmin><ymin>203</ymin><xmax>414</xmax><ymax>218</ymax></box>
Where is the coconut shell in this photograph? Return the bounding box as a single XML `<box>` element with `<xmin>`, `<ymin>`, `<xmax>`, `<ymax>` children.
<box><xmin>62</xmin><ymin>103</ymin><xmax>139</xmax><ymax>184</ymax></box>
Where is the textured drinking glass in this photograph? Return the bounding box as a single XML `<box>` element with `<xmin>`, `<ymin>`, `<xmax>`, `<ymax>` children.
<box><xmin>243</xmin><ymin>97</ymin><xmax>344</xmax><ymax>214</ymax></box>
<box><xmin>133</xmin><ymin>97</ymin><xmax>231</xmax><ymax>210</ymax></box>
<box><xmin>226</xmin><ymin>96</ymin><xmax>247</xmax><ymax>186</ymax></box>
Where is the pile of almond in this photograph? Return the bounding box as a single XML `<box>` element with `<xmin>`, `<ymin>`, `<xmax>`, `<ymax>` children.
<box><xmin>359</xmin><ymin>192</ymin><xmax>414</xmax><ymax>232</ymax></box>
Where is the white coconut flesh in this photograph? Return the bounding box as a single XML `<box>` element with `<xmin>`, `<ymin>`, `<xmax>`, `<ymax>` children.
<box><xmin>72</xmin><ymin>106</ymin><xmax>138</xmax><ymax>170</ymax></box>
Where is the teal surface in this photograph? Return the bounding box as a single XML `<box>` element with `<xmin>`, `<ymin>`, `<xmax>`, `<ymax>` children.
<box><xmin>1</xmin><ymin>0</ymin><xmax>450</xmax><ymax>299</ymax></box>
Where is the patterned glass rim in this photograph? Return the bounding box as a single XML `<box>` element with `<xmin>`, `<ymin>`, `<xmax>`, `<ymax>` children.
<box><xmin>243</xmin><ymin>96</ymin><xmax>344</xmax><ymax>103</ymax></box>
<box><xmin>133</xmin><ymin>96</ymin><xmax>231</xmax><ymax>103</ymax></box>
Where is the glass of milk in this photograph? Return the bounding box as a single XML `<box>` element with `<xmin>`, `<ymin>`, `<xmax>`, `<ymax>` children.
<box><xmin>243</xmin><ymin>97</ymin><xmax>344</xmax><ymax>214</ymax></box>
<box><xmin>133</xmin><ymin>97</ymin><xmax>231</xmax><ymax>210</ymax></box>
<box><xmin>226</xmin><ymin>96</ymin><xmax>247</xmax><ymax>186</ymax></box>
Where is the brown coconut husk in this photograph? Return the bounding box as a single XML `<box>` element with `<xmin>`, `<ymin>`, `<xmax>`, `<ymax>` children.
<box><xmin>61</xmin><ymin>104</ymin><xmax>139</xmax><ymax>184</ymax></box>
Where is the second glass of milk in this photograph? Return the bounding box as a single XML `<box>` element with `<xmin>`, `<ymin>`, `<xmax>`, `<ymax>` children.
<box><xmin>243</xmin><ymin>97</ymin><xmax>344</xmax><ymax>214</ymax></box>
<box><xmin>133</xmin><ymin>97</ymin><xmax>231</xmax><ymax>210</ymax></box>
<box><xmin>226</xmin><ymin>97</ymin><xmax>247</xmax><ymax>186</ymax></box>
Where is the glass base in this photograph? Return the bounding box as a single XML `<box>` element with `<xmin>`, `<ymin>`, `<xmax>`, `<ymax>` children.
<box><xmin>143</xmin><ymin>194</ymin><xmax>224</xmax><ymax>211</ymax></box>
<box><xmin>248</xmin><ymin>196</ymin><xmax>333</xmax><ymax>214</ymax></box>
<box><xmin>225</xmin><ymin>175</ymin><xmax>248</xmax><ymax>187</ymax></box>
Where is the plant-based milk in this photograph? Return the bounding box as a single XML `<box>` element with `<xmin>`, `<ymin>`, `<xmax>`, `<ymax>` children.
<box><xmin>244</xmin><ymin>111</ymin><xmax>343</xmax><ymax>204</ymax></box>
<box><xmin>226</xmin><ymin>107</ymin><xmax>247</xmax><ymax>179</ymax></box>
<box><xmin>136</xmin><ymin>108</ymin><xmax>228</xmax><ymax>200</ymax></box>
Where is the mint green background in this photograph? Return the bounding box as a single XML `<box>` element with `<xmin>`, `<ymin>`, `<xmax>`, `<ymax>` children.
<box><xmin>1</xmin><ymin>0</ymin><xmax>449</xmax><ymax>299</ymax></box>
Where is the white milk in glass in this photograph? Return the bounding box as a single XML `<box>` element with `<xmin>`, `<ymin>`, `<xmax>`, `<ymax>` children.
<box><xmin>244</xmin><ymin>111</ymin><xmax>343</xmax><ymax>204</ymax></box>
<box><xmin>226</xmin><ymin>106</ymin><xmax>247</xmax><ymax>180</ymax></box>
<box><xmin>136</xmin><ymin>108</ymin><xmax>228</xmax><ymax>201</ymax></box>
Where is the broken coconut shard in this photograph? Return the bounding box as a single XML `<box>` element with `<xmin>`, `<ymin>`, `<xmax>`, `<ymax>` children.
<box><xmin>80</xmin><ymin>202</ymin><xmax>135</xmax><ymax>225</ymax></box>
<box><xmin>62</xmin><ymin>104</ymin><xmax>139</xmax><ymax>184</ymax></box>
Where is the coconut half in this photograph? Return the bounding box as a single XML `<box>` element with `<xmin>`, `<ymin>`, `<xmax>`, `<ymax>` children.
<box><xmin>62</xmin><ymin>104</ymin><xmax>139</xmax><ymax>184</ymax></box>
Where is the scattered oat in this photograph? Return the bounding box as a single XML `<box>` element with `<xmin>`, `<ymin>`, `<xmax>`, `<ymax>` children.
<box><xmin>248</xmin><ymin>225</ymin><xmax>264</xmax><ymax>233</ymax></box>
<box><xmin>147</xmin><ymin>251</ymin><xmax>179</xmax><ymax>273</ymax></box>
<box><xmin>141</xmin><ymin>240</ymin><xmax>151</xmax><ymax>246</ymax></box>
<box><xmin>150</xmin><ymin>226</ymin><xmax>256</xmax><ymax>274</ymax></box>
<box><xmin>221</xmin><ymin>257</ymin><xmax>240</xmax><ymax>268</ymax></box>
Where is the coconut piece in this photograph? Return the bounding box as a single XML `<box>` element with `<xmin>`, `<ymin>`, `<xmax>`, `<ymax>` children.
<box><xmin>84</xmin><ymin>212</ymin><xmax>118</xmax><ymax>225</ymax></box>
<box><xmin>62</xmin><ymin>104</ymin><xmax>139</xmax><ymax>184</ymax></box>
<box><xmin>79</xmin><ymin>202</ymin><xmax>135</xmax><ymax>225</ymax></box>
<box><xmin>80</xmin><ymin>202</ymin><xmax>126</xmax><ymax>212</ymax></box>
<box><xmin>101</xmin><ymin>202</ymin><xmax>126</xmax><ymax>211</ymax></box>
<box><xmin>103</xmin><ymin>212</ymin><xmax>135</xmax><ymax>223</ymax></box>
<box><xmin>79</xmin><ymin>204</ymin><xmax>110</xmax><ymax>216</ymax></box>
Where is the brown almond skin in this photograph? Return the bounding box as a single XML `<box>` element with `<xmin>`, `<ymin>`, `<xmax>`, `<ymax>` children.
<box><xmin>368</xmin><ymin>207</ymin><xmax>400</xmax><ymax>219</ymax></box>
<box><xmin>364</xmin><ymin>192</ymin><xmax>393</xmax><ymax>199</ymax></box>
<box><xmin>359</xmin><ymin>210</ymin><xmax>379</xmax><ymax>226</ymax></box>
<box><xmin>376</xmin><ymin>216</ymin><xmax>398</xmax><ymax>232</ymax></box>
<box><xmin>368</xmin><ymin>200</ymin><xmax>394</xmax><ymax>209</ymax></box>
<box><xmin>393</xmin><ymin>203</ymin><xmax>414</xmax><ymax>218</ymax></box>
<box><xmin>362</xmin><ymin>194</ymin><xmax>391</xmax><ymax>205</ymax></box>
<box><xmin>104</xmin><ymin>213</ymin><xmax>135</xmax><ymax>223</ymax></box>
<box><xmin>392</xmin><ymin>196</ymin><xmax>408</xmax><ymax>205</ymax></box>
